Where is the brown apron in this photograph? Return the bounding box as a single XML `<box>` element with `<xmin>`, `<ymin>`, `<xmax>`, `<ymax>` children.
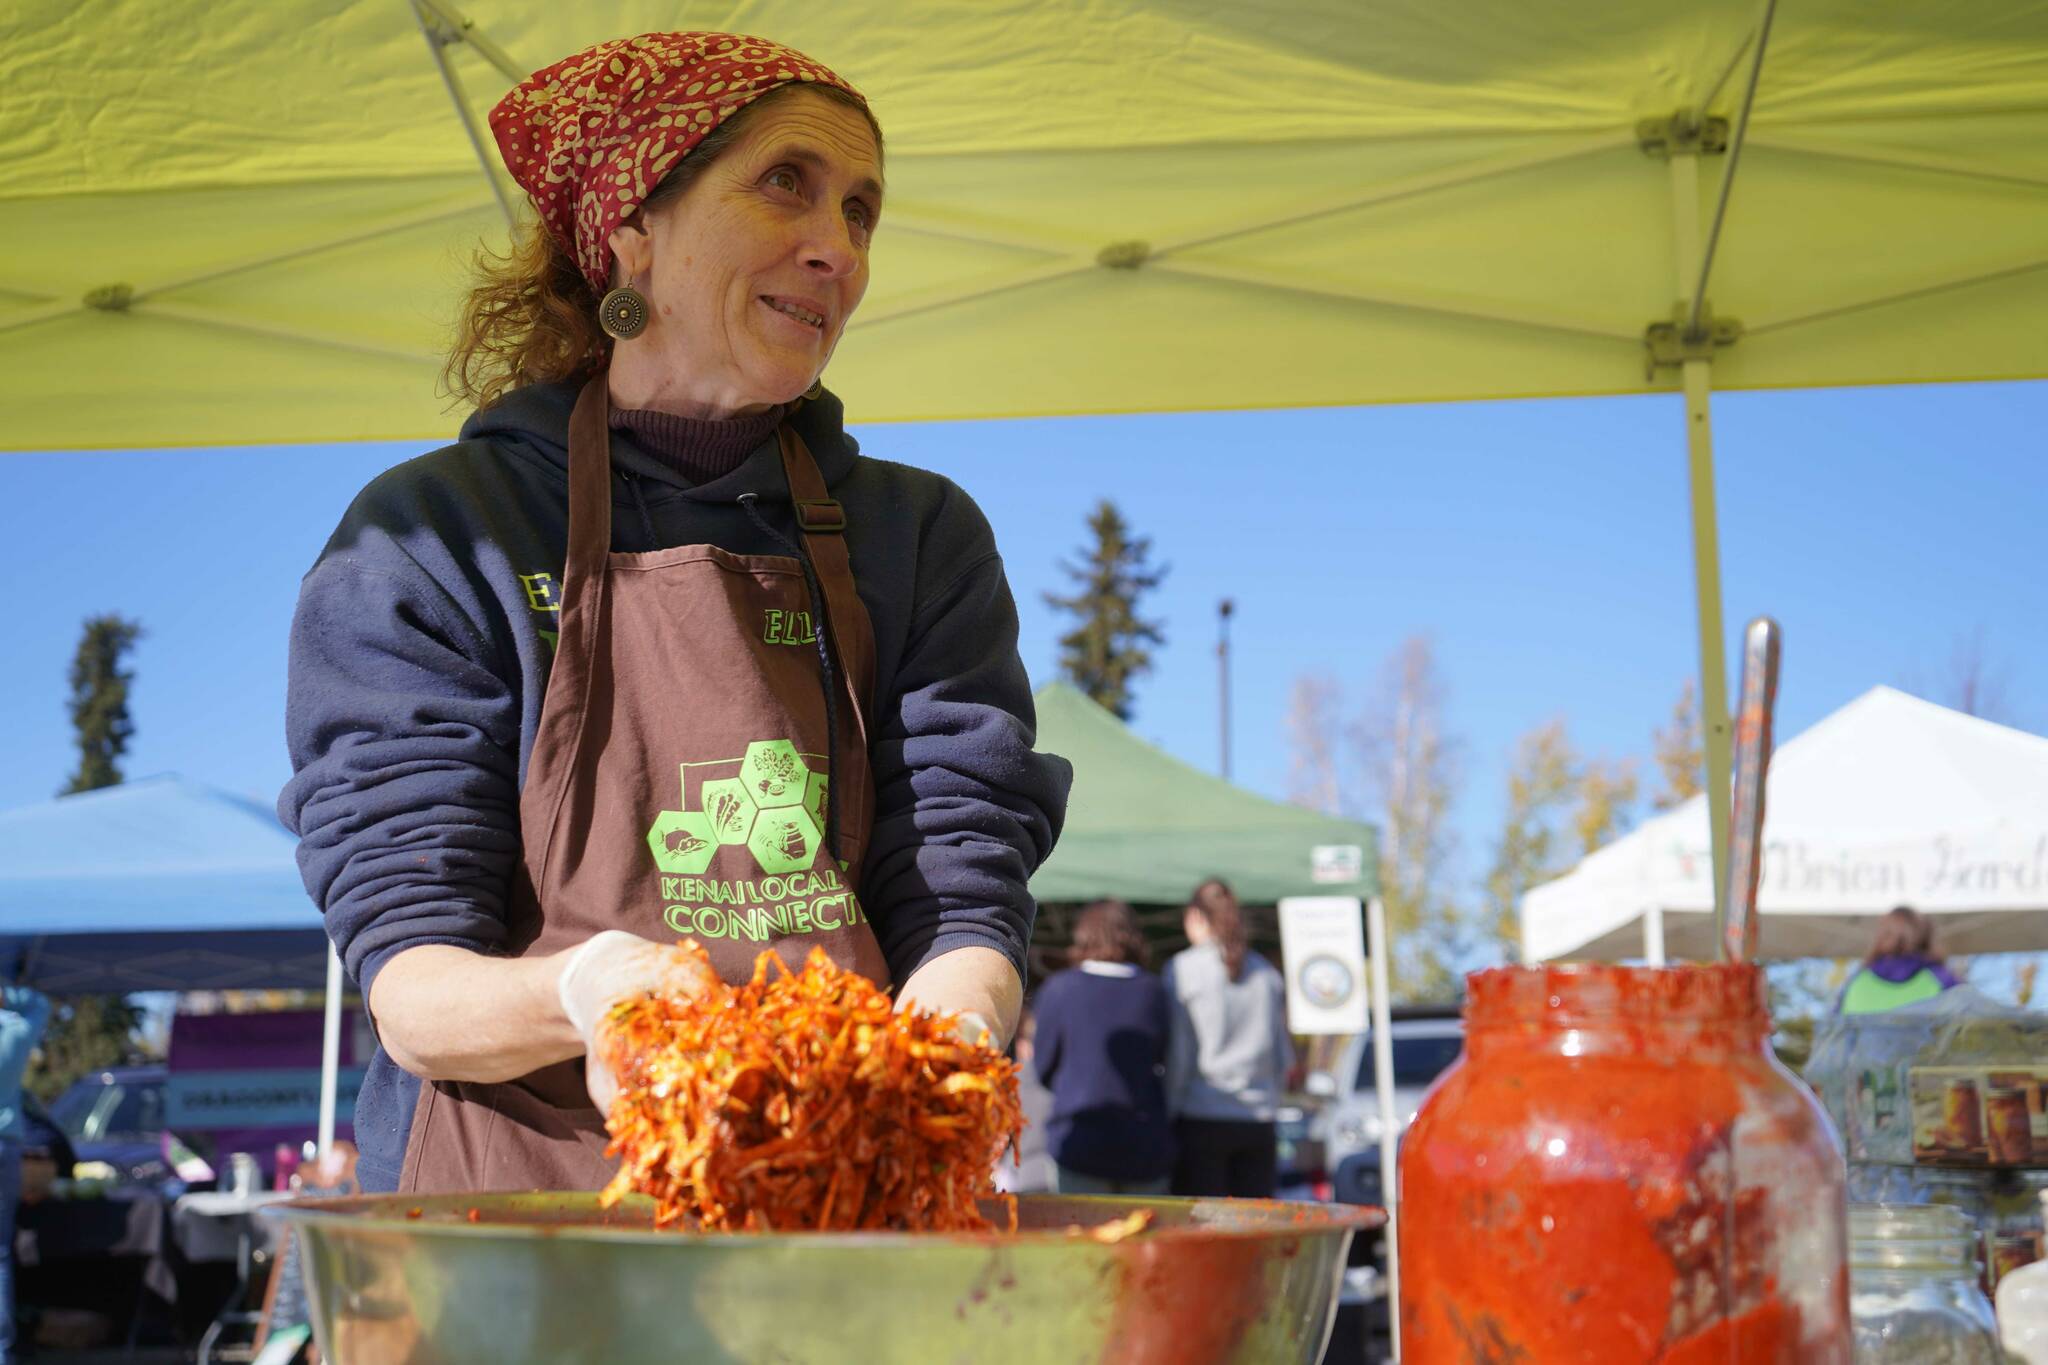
<box><xmin>399</xmin><ymin>375</ymin><xmax>890</xmax><ymax>1194</ymax></box>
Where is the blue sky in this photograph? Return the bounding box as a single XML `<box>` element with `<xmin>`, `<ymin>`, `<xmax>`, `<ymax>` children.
<box><xmin>4</xmin><ymin>380</ymin><xmax>2043</xmax><ymax>962</ymax></box>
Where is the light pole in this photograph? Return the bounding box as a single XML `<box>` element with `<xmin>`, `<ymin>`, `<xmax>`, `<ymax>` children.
<box><xmin>1217</xmin><ymin>598</ymin><xmax>1235</xmax><ymax>781</ymax></box>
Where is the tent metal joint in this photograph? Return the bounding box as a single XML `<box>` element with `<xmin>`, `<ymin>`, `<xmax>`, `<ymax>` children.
<box><xmin>1636</xmin><ymin>112</ymin><xmax>1729</xmax><ymax>161</ymax></box>
<box><xmin>1644</xmin><ymin>304</ymin><xmax>1741</xmax><ymax>379</ymax></box>
<box><xmin>1096</xmin><ymin>240</ymin><xmax>1152</xmax><ymax>270</ymax></box>
<box><xmin>83</xmin><ymin>284</ymin><xmax>134</xmax><ymax>313</ymax></box>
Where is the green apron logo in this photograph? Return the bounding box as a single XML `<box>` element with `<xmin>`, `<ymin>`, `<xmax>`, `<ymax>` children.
<box><xmin>644</xmin><ymin>739</ymin><xmax>824</xmax><ymax>876</ymax></box>
<box><xmin>644</xmin><ymin>740</ymin><xmax>857</xmax><ymax>942</ymax></box>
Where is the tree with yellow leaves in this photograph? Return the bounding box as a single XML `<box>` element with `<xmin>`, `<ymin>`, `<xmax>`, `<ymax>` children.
<box><xmin>1483</xmin><ymin>718</ymin><xmax>1638</xmax><ymax>959</ymax></box>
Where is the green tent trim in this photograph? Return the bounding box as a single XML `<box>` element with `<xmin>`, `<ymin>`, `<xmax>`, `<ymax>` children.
<box><xmin>1028</xmin><ymin>682</ymin><xmax>1380</xmax><ymax>908</ymax></box>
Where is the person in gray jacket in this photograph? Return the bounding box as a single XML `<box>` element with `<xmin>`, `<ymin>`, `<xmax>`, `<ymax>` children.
<box><xmin>1164</xmin><ymin>879</ymin><xmax>1293</xmax><ymax>1198</ymax></box>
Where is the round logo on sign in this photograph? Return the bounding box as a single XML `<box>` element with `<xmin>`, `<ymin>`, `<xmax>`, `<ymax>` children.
<box><xmin>1299</xmin><ymin>954</ymin><xmax>1356</xmax><ymax>1010</ymax></box>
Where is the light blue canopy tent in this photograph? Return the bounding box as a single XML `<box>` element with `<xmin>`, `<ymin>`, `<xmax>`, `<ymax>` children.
<box><xmin>0</xmin><ymin>775</ymin><xmax>347</xmax><ymax>1152</ymax></box>
<box><xmin>0</xmin><ymin>775</ymin><xmax>326</xmax><ymax>993</ymax></box>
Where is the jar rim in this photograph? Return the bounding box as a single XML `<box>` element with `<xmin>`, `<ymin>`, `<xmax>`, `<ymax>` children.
<box><xmin>1464</xmin><ymin>961</ymin><xmax>1769</xmax><ymax>1031</ymax></box>
<box><xmin>1848</xmin><ymin>1202</ymin><xmax>1979</xmax><ymax>1273</ymax></box>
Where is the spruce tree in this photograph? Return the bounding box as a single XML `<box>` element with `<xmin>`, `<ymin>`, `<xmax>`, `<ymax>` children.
<box><xmin>32</xmin><ymin>615</ymin><xmax>146</xmax><ymax>1101</ymax></box>
<box><xmin>1043</xmin><ymin>501</ymin><xmax>1166</xmax><ymax>721</ymax></box>
<box><xmin>62</xmin><ymin>614</ymin><xmax>144</xmax><ymax>795</ymax></box>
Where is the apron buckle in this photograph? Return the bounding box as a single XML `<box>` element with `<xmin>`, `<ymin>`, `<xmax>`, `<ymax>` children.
<box><xmin>796</xmin><ymin>499</ymin><xmax>847</xmax><ymax>533</ymax></box>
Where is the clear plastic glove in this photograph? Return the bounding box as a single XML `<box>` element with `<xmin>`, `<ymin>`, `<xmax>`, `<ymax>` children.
<box><xmin>951</xmin><ymin>1012</ymin><xmax>999</xmax><ymax>1051</ymax></box>
<box><xmin>556</xmin><ymin>931</ymin><xmax>713</xmax><ymax>1114</ymax></box>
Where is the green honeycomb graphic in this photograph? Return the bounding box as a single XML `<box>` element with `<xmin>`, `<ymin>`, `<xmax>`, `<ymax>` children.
<box><xmin>802</xmin><ymin>770</ymin><xmax>828</xmax><ymax>835</ymax></box>
<box><xmin>646</xmin><ymin>810</ymin><xmax>717</xmax><ymax>875</ymax></box>
<box><xmin>748</xmin><ymin>807</ymin><xmax>820</xmax><ymax>875</ymax></box>
<box><xmin>700</xmin><ymin>777</ymin><xmax>758</xmax><ymax>846</ymax></box>
<box><xmin>742</xmin><ymin>739</ymin><xmax>808</xmax><ymax>808</ymax></box>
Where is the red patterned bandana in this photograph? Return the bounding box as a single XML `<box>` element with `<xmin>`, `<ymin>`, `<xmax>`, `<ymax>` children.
<box><xmin>489</xmin><ymin>32</ymin><xmax>867</xmax><ymax>293</ymax></box>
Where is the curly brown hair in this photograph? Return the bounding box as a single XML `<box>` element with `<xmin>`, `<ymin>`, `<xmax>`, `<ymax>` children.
<box><xmin>441</xmin><ymin>82</ymin><xmax>882</xmax><ymax>413</ymax></box>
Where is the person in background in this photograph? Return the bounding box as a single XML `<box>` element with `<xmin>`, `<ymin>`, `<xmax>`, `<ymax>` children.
<box><xmin>1837</xmin><ymin>905</ymin><xmax>1960</xmax><ymax>1015</ymax></box>
<box><xmin>0</xmin><ymin>985</ymin><xmax>50</xmax><ymax>1364</ymax></box>
<box><xmin>1030</xmin><ymin>901</ymin><xmax>1174</xmax><ymax>1195</ymax></box>
<box><xmin>1166</xmin><ymin>879</ymin><xmax>1292</xmax><ymax>1199</ymax></box>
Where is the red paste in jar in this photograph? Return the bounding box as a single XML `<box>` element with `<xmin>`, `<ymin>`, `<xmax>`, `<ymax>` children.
<box><xmin>1398</xmin><ymin>962</ymin><xmax>1848</xmax><ymax>1363</ymax></box>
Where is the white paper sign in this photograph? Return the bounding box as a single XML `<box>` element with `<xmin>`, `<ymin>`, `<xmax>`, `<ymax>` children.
<box><xmin>1277</xmin><ymin>896</ymin><xmax>1371</xmax><ymax>1034</ymax></box>
<box><xmin>1310</xmin><ymin>844</ymin><xmax>1365</xmax><ymax>885</ymax></box>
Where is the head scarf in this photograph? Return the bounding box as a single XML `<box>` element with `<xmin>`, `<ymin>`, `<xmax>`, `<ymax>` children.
<box><xmin>489</xmin><ymin>32</ymin><xmax>868</xmax><ymax>293</ymax></box>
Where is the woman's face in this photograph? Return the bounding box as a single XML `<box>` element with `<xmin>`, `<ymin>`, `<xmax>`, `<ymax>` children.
<box><xmin>608</xmin><ymin>90</ymin><xmax>882</xmax><ymax>417</ymax></box>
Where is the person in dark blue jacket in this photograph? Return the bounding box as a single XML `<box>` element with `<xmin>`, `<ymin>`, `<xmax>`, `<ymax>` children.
<box><xmin>1031</xmin><ymin>901</ymin><xmax>1174</xmax><ymax>1195</ymax></box>
<box><xmin>0</xmin><ymin>986</ymin><xmax>49</xmax><ymax>1365</ymax></box>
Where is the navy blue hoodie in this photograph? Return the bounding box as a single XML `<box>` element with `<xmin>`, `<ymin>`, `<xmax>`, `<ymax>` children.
<box><xmin>279</xmin><ymin>380</ymin><xmax>1070</xmax><ymax>1191</ymax></box>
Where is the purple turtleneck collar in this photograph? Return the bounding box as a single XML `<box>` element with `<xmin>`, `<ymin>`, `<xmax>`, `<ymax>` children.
<box><xmin>1867</xmin><ymin>953</ymin><xmax>1960</xmax><ymax>987</ymax></box>
<box><xmin>609</xmin><ymin>404</ymin><xmax>783</xmax><ymax>486</ymax></box>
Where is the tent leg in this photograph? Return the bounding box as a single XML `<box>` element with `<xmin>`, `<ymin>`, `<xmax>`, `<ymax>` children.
<box><xmin>1683</xmin><ymin>358</ymin><xmax>1735</xmax><ymax>923</ymax></box>
<box><xmin>1644</xmin><ymin>905</ymin><xmax>1667</xmax><ymax>966</ymax></box>
<box><xmin>1366</xmin><ymin>897</ymin><xmax>1400</xmax><ymax>1357</ymax></box>
<box><xmin>1669</xmin><ymin>147</ymin><xmax>1736</xmax><ymax>921</ymax></box>
<box><xmin>318</xmin><ymin>943</ymin><xmax>342</xmax><ymax>1160</ymax></box>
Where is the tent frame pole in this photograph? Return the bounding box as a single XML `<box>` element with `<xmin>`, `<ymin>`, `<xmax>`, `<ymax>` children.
<box><xmin>1643</xmin><ymin>905</ymin><xmax>1667</xmax><ymax>966</ymax></box>
<box><xmin>1365</xmin><ymin>897</ymin><xmax>1400</xmax><ymax>1360</ymax></box>
<box><xmin>409</xmin><ymin>0</ymin><xmax>517</xmax><ymax>229</ymax></box>
<box><xmin>1684</xmin><ymin>353</ymin><xmax>1734</xmax><ymax>924</ymax></box>
<box><xmin>1670</xmin><ymin>150</ymin><xmax>1735</xmax><ymax>930</ymax></box>
<box><xmin>318</xmin><ymin>942</ymin><xmax>342</xmax><ymax>1159</ymax></box>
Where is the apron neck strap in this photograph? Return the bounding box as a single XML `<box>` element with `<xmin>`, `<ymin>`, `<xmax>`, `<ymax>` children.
<box><xmin>565</xmin><ymin>374</ymin><xmax>615</xmax><ymax>581</ymax></box>
<box><xmin>774</xmin><ymin>424</ymin><xmax>871</xmax><ymax>718</ymax></box>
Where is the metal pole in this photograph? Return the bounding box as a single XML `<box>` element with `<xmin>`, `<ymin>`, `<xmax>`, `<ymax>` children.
<box><xmin>318</xmin><ymin>942</ymin><xmax>343</xmax><ymax>1159</ymax></box>
<box><xmin>1644</xmin><ymin>905</ymin><xmax>1667</xmax><ymax>966</ymax></box>
<box><xmin>1217</xmin><ymin>599</ymin><xmax>1235</xmax><ymax>780</ymax></box>
<box><xmin>1670</xmin><ymin>150</ymin><xmax>1735</xmax><ymax>925</ymax></box>
<box><xmin>410</xmin><ymin>0</ymin><xmax>518</xmax><ymax>229</ymax></box>
<box><xmin>1688</xmin><ymin>0</ymin><xmax>1780</xmax><ymax>337</ymax></box>
<box><xmin>1365</xmin><ymin>897</ymin><xmax>1400</xmax><ymax>1360</ymax></box>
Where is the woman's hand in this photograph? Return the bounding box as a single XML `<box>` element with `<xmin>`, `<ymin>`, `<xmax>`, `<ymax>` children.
<box><xmin>556</xmin><ymin>931</ymin><xmax>715</xmax><ymax>1112</ymax></box>
<box><xmin>893</xmin><ymin>946</ymin><xmax>1023</xmax><ymax>1053</ymax></box>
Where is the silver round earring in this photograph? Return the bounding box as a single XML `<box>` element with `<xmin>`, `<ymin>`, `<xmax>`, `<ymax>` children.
<box><xmin>598</xmin><ymin>284</ymin><xmax>650</xmax><ymax>340</ymax></box>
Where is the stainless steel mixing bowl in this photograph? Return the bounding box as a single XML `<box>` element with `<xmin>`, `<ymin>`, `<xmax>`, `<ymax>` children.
<box><xmin>267</xmin><ymin>1190</ymin><xmax>1381</xmax><ymax>1364</ymax></box>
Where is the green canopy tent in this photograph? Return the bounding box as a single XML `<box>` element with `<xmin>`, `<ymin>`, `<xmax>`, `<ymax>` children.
<box><xmin>1029</xmin><ymin>682</ymin><xmax>1380</xmax><ymax>911</ymax></box>
<box><xmin>7</xmin><ymin>0</ymin><xmax>2046</xmax><ymax>918</ymax></box>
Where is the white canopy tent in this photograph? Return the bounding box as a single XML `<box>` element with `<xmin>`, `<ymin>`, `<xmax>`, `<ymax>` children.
<box><xmin>1523</xmin><ymin>687</ymin><xmax>2048</xmax><ymax>964</ymax></box>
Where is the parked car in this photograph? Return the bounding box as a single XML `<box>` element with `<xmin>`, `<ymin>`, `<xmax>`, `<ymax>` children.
<box><xmin>1319</xmin><ymin>1005</ymin><xmax>1465</xmax><ymax>1177</ymax></box>
<box><xmin>48</xmin><ymin>1064</ymin><xmax>170</xmax><ymax>1185</ymax></box>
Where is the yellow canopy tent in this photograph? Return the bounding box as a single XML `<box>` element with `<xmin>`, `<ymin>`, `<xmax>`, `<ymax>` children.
<box><xmin>6</xmin><ymin>0</ymin><xmax>2047</xmax><ymax>911</ymax></box>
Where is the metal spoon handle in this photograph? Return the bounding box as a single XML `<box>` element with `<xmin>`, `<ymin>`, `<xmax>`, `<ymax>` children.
<box><xmin>1722</xmin><ymin>616</ymin><xmax>1782</xmax><ymax>962</ymax></box>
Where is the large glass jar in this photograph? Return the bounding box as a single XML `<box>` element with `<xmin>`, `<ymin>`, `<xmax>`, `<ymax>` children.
<box><xmin>1399</xmin><ymin>962</ymin><xmax>1850</xmax><ymax>1363</ymax></box>
<box><xmin>1849</xmin><ymin>1203</ymin><xmax>2000</xmax><ymax>1363</ymax></box>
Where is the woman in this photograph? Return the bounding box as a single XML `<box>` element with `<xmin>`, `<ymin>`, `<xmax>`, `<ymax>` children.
<box><xmin>1165</xmin><ymin>879</ymin><xmax>1293</xmax><ymax>1199</ymax></box>
<box><xmin>1030</xmin><ymin>901</ymin><xmax>1174</xmax><ymax>1195</ymax></box>
<box><xmin>279</xmin><ymin>32</ymin><xmax>1069</xmax><ymax>1195</ymax></box>
<box><xmin>1837</xmin><ymin>905</ymin><xmax>1960</xmax><ymax>1015</ymax></box>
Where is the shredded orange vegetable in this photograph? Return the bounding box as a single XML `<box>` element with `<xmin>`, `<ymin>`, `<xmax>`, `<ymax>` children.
<box><xmin>596</xmin><ymin>941</ymin><xmax>1023</xmax><ymax>1232</ymax></box>
<box><xmin>1076</xmin><ymin>1208</ymin><xmax>1155</xmax><ymax>1244</ymax></box>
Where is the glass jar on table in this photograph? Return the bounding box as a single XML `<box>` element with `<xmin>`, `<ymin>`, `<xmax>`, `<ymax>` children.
<box><xmin>1399</xmin><ymin>961</ymin><xmax>1851</xmax><ymax>1363</ymax></box>
<box><xmin>1849</xmin><ymin>1202</ymin><xmax>2000</xmax><ymax>1364</ymax></box>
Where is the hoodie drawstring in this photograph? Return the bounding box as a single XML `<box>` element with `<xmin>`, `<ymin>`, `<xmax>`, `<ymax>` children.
<box><xmin>624</xmin><ymin>472</ymin><xmax>659</xmax><ymax>550</ymax></box>
<box><xmin>736</xmin><ymin>492</ymin><xmax>842</xmax><ymax>864</ymax></box>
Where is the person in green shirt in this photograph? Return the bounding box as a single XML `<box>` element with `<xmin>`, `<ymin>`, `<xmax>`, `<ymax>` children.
<box><xmin>1837</xmin><ymin>906</ymin><xmax>1960</xmax><ymax>1015</ymax></box>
